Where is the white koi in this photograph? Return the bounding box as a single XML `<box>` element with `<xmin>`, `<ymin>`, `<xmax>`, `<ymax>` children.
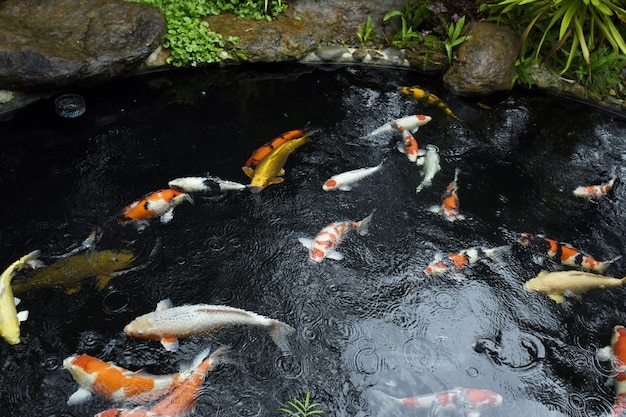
<box><xmin>415</xmin><ymin>144</ymin><xmax>441</xmax><ymax>193</ymax></box>
<box><xmin>360</xmin><ymin>114</ymin><xmax>432</xmax><ymax>139</ymax></box>
<box><xmin>322</xmin><ymin>160</ymin><xmax>384</xmax><ymax>191</ymax></box>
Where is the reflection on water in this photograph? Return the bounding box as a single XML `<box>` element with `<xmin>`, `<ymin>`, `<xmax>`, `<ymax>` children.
<box><xmin>2</xmin><ymin>64</ymin><xmax>626</xmax><ymax>416</ymax></box>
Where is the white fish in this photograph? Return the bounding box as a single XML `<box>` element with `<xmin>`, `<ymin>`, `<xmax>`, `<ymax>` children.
<box><xmin>360</xmin><ymin>114</ymin><xmax>432</xmax><ymax>139</ymax></box>
<box><xmin>168</xmin><ymin>175</ymin><xmax>248</xmax><ymax>193</ymax></box>
<box><xmin>415</xmin><ymin>144</ymin><xmax>441</xmax><ymax>193</ymax></box>
<box><xmin>322</xmin><ymin>160</ymin><xmax>384</xmax><ymax>191</ymax></box>
<box><xmin>124</xmin><ymin>299</ymin><xmax>295</xmax><ymax>352</ymax></box>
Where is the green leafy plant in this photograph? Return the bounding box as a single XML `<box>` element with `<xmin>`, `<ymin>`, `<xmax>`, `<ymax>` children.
<box><xmin>570</xmin><ymin>45</ymin><xmax>626</xmax><ymax>96</ymax></box>
<box><xmin>444</xmin><ymin>15</ymin><xmax>471</xmax><ymax>62</ymax></box>
<box><xmin>279</xmin><ymin>392</ymin><xmax>324</xmax><ymax>417</ymax></box>
<box><xmin>383</xmin><ymin>0</ymin><xmax>433</xmax><ymax>47</ymax></box>
<box><xmin>357</xmin><ymin>16</ymin><xmax>373</xmax><ymax>44</ymax></box>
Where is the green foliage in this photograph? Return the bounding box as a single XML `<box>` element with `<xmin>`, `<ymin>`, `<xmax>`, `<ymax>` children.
<box><xmin>570</xmin><ymin>45</ymin><xmax>626</xmax><ymax>96</ymax></box>
<box><xmin>383</xmin><ymin>0</ymin><xmax>434</xmax><ymax>48</ymax></box>
<box><xmin>357</xmin><ymin>16</ymin><xmax>373</xmax><ymax>44</ymax></box>
<box><xmin>444</xmin><ymin>15</ymin><xmax>471</xmax><ymax>63</ymax></box>
<box><xmin>279</xmin><ymin>392</ymin><xmax>324</xmax><ymax>417</ymax></box>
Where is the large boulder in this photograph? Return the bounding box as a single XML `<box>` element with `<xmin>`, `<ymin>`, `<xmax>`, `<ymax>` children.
<box><xmin>0</xmin><ymin>0</ymin><xmax>166</xmax><ymax>91</ymax></box>
<box><xmin>443</xmin><ymin>22</ymin><xmax>519</xmax><ymax>96</ymax></box>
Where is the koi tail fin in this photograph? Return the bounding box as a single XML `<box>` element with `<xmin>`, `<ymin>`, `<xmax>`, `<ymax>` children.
<box><xmin>17</xmin><ymin>250</ymin><xmax>44</xmax><ymax>271</ymax></box>
<box><xmin>268</xmin><ymin>319</ymin><xmax>296</xmax><ymax>353</ymax></box>
<box><xmin>597</xmin><ymin>255</ymin><xmax>623</xmax><ymax>274</ymax></box>
<box><xmin>356</xmin><ymin>210</ymin><xmax>375</xmax><ymax>236</ymax></box>
<box><xmin>484</xmin><ymin>245</ymin><xmax>512</xmax><ymax>264</ymax></box>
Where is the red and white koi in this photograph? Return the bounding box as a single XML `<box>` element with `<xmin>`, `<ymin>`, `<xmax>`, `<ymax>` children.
<box><xmin>124</xmin><ymin>299</ymin><xmax>295</xmax><ymax>352</ymax></box>
<box><xmin>517</xmin><ymin>232</ymin><xmax>622</xmax><ymax>274</ymax></box>
<box><xmin>360</xmin><ymin>114</ymin><xmax>432</xmax><ymax>139</ymax></box>
<box><xmin>573</xmin><ymin>176</ymin><xmax>616</xmax><ymax>201</ymax></box>
<box><xmin>119</xmin><ymin>188</ymin><xmax>192</xmax><ymax>230</ymax></box>
<box><xmin>597</xmin><ymin>325</ymin><xmax>626</xmax><ymax>416</ymax></box>
<box><xmin>168</xmin><ymin>175</ymin><xmax>247</xmax><ymax>193</ymax></box>
<box><xmin>298</xmin><ymin>211</ymin><xmax>374</xmax><ymax>262</ymax></box>
<box><xmin>424</xmin><ymin>245</ymin><xmax>511</xmax><ymax>279</ymax></box>
<box><xmin>429</xmin><ymin>168</ymin><xmax>464</xmax><ymax>221</ymax></box>
<box><xmin>415</xmin><ymin>144</ymin><xmax>441</xmax><ymax>194</ymax></box>
<box><xmin>322</xmin><ymin>160</ymin><xmax>384</xmax><ymax>191</ymax></box>
<box><xmin>375</xmin><ymin>387</ymin><xmax>502</xmax><ymax>417</ymax></box>
<box><xmin>94</xmin><ymin>347</ymin><xmax>227</xmax><ymax>417</ymax></box>
<box><xmin>391</xmin><ymin>121</ymin><xmax>422</xmax><ymax>162</ymax></box>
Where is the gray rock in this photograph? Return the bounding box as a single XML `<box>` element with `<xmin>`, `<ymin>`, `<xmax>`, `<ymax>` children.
<box><xmin>443</xmin><ymin>22</ymin><xmax>519</xmax><ymax>96</ymax></box>
<box><xmin>0</xmin><ymin>0</ymin><xmax>166</xmax><ymax>91</ymax></box>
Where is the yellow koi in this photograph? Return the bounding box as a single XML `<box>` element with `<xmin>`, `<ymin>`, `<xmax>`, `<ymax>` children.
<box><xmin>523</xmin><ymin>270</ymin><xmax>626</xmax><ymax>304</ymax></box>
<box><xmin>0</xmin><ymin>250</ymin><xmax>43</xmax><ymax>345</ymax></box>
<box><xmin>399</xmin><ymin>86</ymin><xmax>461</xmax><ymax>121</ymax></box>
<box><xmin>242</xmin><ymin>132</ymin><xmax>312</xmax><ymax>193</ymax></box>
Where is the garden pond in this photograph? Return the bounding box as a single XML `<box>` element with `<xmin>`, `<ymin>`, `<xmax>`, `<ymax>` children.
<box><xmin>2</xmin><ymin>63</ymin><xmax>626</xmax><ymax>417</ymax></box>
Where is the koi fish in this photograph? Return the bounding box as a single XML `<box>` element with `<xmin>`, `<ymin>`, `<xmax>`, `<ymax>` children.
<box><xmin>597</xmin><ymin>325</ymin><xmax>626</xmax><ymax>416</ymax></box>
<box><xmin>523</xmin><ymin>270</ymin><xmax>626</xmax><ymax>304</ymax></box>
<box><xmin>124</xmin><ymin>299</ymin><xmax>295</xmax><ymax>352</ymax></box>
<box><xmin>298</xmin><ymin>211</ymin><xmax>374</xmax><ymax>262</ymax></box>
<box><xmin>168</xmin><ymin>175</ymin><xmax>247</xmax><ymax>193</ymax></box>
<box><xmin>573</xmin><ymin>176</ymin><xmax>616</xmax><ymax>201</ymax></box>
<box><xmin>12</xmin><ymin>249</ymin><xmax>135</xmax><ymax>295</ymax></box>
<box><xmin>242</xmin><ymin>133</ymin><xmax>312</xmax><ymax>194</ymax></box>
<box><xmin>119</xmin><ymin>188</ymin><xmax>192</xmax><ymax>230</ymax></box>
<box><xmin>424</xmin><ymin>245</ymin><xmax>511</xmax><ymax>279</ymax></box>
<box><xmin>360</xmin><ymin>114</ymin><xmax>432</xmax><ymax>139</ymax></box>
<box><xmin>94</xmin><ymin>347</ymin><xmax>227</xmax><ymax>417</ymax></box>
<box><xmin>243</xmin><ymin>127</ymin><xmax>311</xmax><ymax>168</ymax></box>
<box><xmin>57</xmin><ymin>229</ymin><xmax>103</xmax><ymax>258</ymax></box>
<box><xmin>0</xmin><ymin>250</ymin><xmax>43</xmax><ymax>345</ymax></box>
<box><xmin>391</xmin><ymin>122</ymin><xmax>422</xmax><ymax>162</ymax></box>
<box><xmin>399</xmin><ymin>85</ymin><xmax>461</xmax><ymax>120</ymax></box>
<box><xmin>429</xmin><ymin>168</ymin><xmax>464</xmax><ymax>221</ymax></box>
<box><xmin>415</xmin><ymin>144</ymin><xmax>441</xmax><ymax>193</ymax></box>
<box><xmin>374</xmin><ymin>387</ymin><xmax>502</xmax><ymax>417</ymax></box>
<box><xmin>517</xmin><ymin>233</ymin><xmax>622</xmax><ymax>274</ymax></box>
<box><xmin>322</xmin><ymin>160</ymin><xmax>384</xmax><ymax>191</ymax></box>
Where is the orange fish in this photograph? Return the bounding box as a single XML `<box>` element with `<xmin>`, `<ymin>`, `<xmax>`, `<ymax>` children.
<box><xmin>94</xmin><ymin>347</ymin><xmax>227</xmax><ymax>417</ymax></box>
<box><xmin>391</xmin><ymin>122</ymin><xmax>423</xmax><ymax>163</ymax></box>
<box><xmin>573</xmin><ymin>176</ymin><xmax>616</xmax><ymax>201</ymax></box>
<box><xmin>63</xmin><ymin>354</ymin><xmax>179</xmax><ymax>405</ymax></box>
<box><xmin>243</xmin><ymin>127</ymin><xmax>310</xmax><ymax>169</ymax></box>
<box><xmin>598</xmin><ymin>325</ymin><xmax>626</xmax><ymax>416</ymax></box>
<box><xmin>429</xmin><ymin>168</ymin><xmax>464</xmax><ymax>221</ymax></box>
<box><xmin>424</xmin><ymin>245</ymin><xmax>511</xmax><ymax>279</ymax></box>
<box><xmin>119</xmin><ymin>188</ymin><xmax>192</xmax><ymax>230</ymax></box>
<box><xmin>517</xmin><ymin>233</ymin><xmax>622</xmax><ymax>274</ymax></box>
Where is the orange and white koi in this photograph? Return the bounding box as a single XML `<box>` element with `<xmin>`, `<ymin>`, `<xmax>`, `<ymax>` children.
<box><xmin>573</xmin><ymin>176</ymin><xmax>616</xmax><ymax>201</ymax></box>
<box><xmin>360</xmin><ymin>114</ymin><xmax>432</xmax><ymax>139</ymax></box>
<box><xmin>424</xmin><ymin>245</ymin><xmax>511</xmax><ymax>279</ymax></box>
<box><xmin>517</xmin><ymin>233</ymin><xmax>622</xmax><ymax>274</ymax></box>
<box><xmin>94</xmin><ymin>347</ymin><xmax>227</xmax><ymax>417</ymax></box>
<box><xmin>243</xmin><ymin>127</ymin><xmax>310</xmax><ymax>169</ymax></box>
<box><xmin>399</xmin><ymin>85</ymin><xmax>461</xmax><ymax>121</ymax></box>
<box><xmin>597</xmin><ymin>325</ymin><xmax>626</xmax><ymax>416</ymax></box>
<box><xmin>429</xmin><ymin>168</ymin><xmax>464</xmax><ymax>221</ymax></box>
<box><xmin>391</xmin><ymin>122</ymin><xmax>422</xmax><ymax>162</ymax></box>
<box><xmin>298</xmin><ymin>211</ymin><xmax>374</xmax><ymax>262</ymax></box>
<box><xmin>168</xmin><ymin>175</ymin><xmax>247</xmax><ymax>193</ymax></box>
<box><xmin>119</xmin><ymin>188</ymin><xmax>192</xmax><ymax>230</ymax></box>
<box><xmin>124</xmin><ymin>299</ymin><xmax>295</xmax><ymax>352</ymax></box>
<box><xmin>322</xmin><ymin>160</ymin><xmax>384</xmax><ymax>191</ymax></box>
<box><xmin>374</xmin><ymin>387</ymin><xmax>502</xmax><ymax>417</ymax></box>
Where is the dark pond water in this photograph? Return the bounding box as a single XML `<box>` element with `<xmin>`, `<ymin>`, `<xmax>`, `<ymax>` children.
<box><xmin>2</xmin><ymin>63</ymin><xmax>626</xmax><ymax>417</ymax></box>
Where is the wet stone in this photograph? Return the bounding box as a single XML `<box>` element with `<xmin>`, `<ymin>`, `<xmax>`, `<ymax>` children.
<box><xmin>315</xmin><ymin>45</ymin><xmax>350</xmax><ymax>62</ymax></box>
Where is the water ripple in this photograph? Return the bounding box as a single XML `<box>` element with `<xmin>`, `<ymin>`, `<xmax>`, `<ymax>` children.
<box><xmin>274</xmin><ymin>351</ymin><xmax>307</xmax><ymax>380</ymax></box>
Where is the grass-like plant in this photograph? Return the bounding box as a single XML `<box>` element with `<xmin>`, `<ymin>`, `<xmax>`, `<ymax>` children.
<box><xmin>357</xmin><ymin>16</ymin><xmax>374</xmax><ymax>44</ymax></box>
<box><xmin>279</xmin><ymin>392</ymin><xmax>324</xmax><ymax>417</ymax></box>
<box><xmin>444</xmin><ymin>15</ymin><xmax>471</xmax><ymax>63</ymax></box>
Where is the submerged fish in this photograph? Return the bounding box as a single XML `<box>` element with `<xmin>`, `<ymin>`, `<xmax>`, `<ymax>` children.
<box><xmin>168</xmin><ymin>175</ymin><xmax>247</xmax><ymax>193</ymax></box>
<box><xmin>517</xmin><ymin>232</ymin><xmax>621</xmax><ymax>274</ymax></box>
<box><xmin>597</xmin><ymin>325</ymin><xmax>626</xmax><ymax>416</ymax></box>
<box><xmin>322</xmin><ymin>160</ymin><xmax>384</xmax><ymax>191</ymax></box>
<box><xmin>360</xmin><ymin>114</ymin><xmax>431</xmax><ymax>139</ymax></box>
<box><xmin>573</xmin><ymin>176</ymin><xmax>616</xmax><ymax>201</ymax></box>
<box><xmin>119</xmin><ymin>188</ymin><xmax>192</xmax><ymax>230</ymax></box>
<box><xmin>391</xmin><ymin>121</ymin><xmax>422</xmax><ymax>162</ymax></box>
<box><xmin>94</xmin><ymin>347</ymin><xmax>227</xmax><ymax>417</ymax></box>
<box><xmin>399</xmin><ymin>85</ymin><xmax>461</xmax><ymax>120</ymax></box>
<box><xmin>415</xmin><ymin>144</ymin><xmax>441</xmax><ymax>193</ymax></box>
<box><xmin>124</xmin><ymin>299</ymin><xmax>295</xmax><ymax>352</ymax></box>
<box><xmin>12</xmin><ymin>250</ymin><xmax>135</xmax><ymax>295</ymax></box>
<box><xmin>0</xmin><ymin>250</ymin><xmax>43</xmax><ymax>345</ymax></box>
<box><xmin>298</xmin><ymin>211</ymin><xmax>374</xmax><ymax>262</ymax></box>
<box><xmin>374</xmin><ymin>387</ymin><xmax>502</xmax><ymax>417</ymax></box>
<box><xmin>244</xmin><ymin>127</ymin><xmax>311</xmax><ymax>168</ymax></box>
<box><xmin>523</xmin><ymin>270</ymin><xmax>626</xmax><ymax>304</ymax></box>
<box><xmin>242</xmin><ymin>133</ymin><xmax>312</xmax><ymax>194</ymax></box>
<box><xmin>424</xmin><ymin>245</ymin><xmax>511</xmax><ymax>279</ymax></box>
<box><xmin>429</xmin><ymin>168</ymin><xmax>464</xmax><ymax>221</ymax></box>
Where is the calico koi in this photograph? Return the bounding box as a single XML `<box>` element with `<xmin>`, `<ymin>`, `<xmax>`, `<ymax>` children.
<box><xmin>424</xmin><ymin>245</ymin><xmax>511</xmax><ymax>279</ymax></box>
<box><xmin>322</xmin><ymin>160</ymin><xmax>384</xmax><ymax>191</ymax></box>
<box><xmin>119</xmin><ymin>188</ymin><xmax>192</xmax><ymax>231</ymax></box>
<box><xmin>597</xmin><ymin>325</ymin><xmax>626</xmax><ymax>416</ymax></box>
<box><xmin>415</xmin><ymin>144</ymin><xmax>441</xmax><ymax>193</ymax></box>
<box><xmin>523</xmin><ymin>270</ymin><xmax>626</xmax><ymax>304</ymax></box>
<box><xmin>298</xmin><ymin>211</ymin><xmax>374</xmax><ymax>262</ymax></box>
<box><xmin>573</xmin><ymin>176</ymin><xmax>616</xmax><ymax>201</ymax></box>
<box><xmin>124</xmin><ymin>299</ymin><xmax>295</xmax><ymax>352</ymax></box>
<box><xmin>360</xmin><ymin>114</ymin><xmax>432</xmax><ymax>140</ymax></box>
<box><xmin>517</xmin><ymin>233</ymin><xmax>622</xmax><ymax>274</ymax></box>
<box><xmin>243</xmin><ymin>127</ymin><xmax>310</xmax><ymax>168</ymax></box>
<box><xmin>168</xmin><ymin>175</ymin><xmax>247</xmax><ymax>193</ymax></box>
<box><xmin>398</xmin><ymin>85</ymin><xmax>461</xmax><ymax>121</ymax></box>
<box><xmin>429</xmin><ymin>168</ymin><xmax>464</xmax><ymax>221</ymax></box>
<box><xmin>391</xmin><ymin>121</ymin><xmax>422</xmax><ymax>162</ymax></box>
